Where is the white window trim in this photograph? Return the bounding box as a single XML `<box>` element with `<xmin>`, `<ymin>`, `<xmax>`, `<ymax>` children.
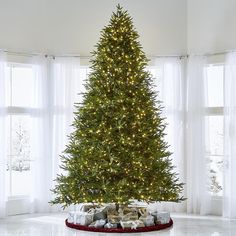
<box><xmin>6</xmin><ymin>62</ymin><xmax>34</xmax><ymax>214</ymax></box>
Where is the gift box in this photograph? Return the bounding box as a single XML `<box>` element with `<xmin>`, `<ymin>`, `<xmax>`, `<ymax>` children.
<box><xmin>120</xmin><ymin>220</ymin><xmax>145</xmax><ymax>229</ymax></box>
<box><xmin>156</xmin><ymin>212</ymin><xmax>170</xmax><ymax>224</ymax></box>
<box><xmin>138</xmin><ymin>208</ymin><xmax>148</xmax><ymax>217</ymax></box>
<box><xmin>122</xmin><ymin>212</ymin><xmax>139</xmax><ymax>221</ymax></box>
<box><xmin>103</xmin><ymin>203</ymin><xmax>116</xmax><ymax>211</ymax></box>
<box><xmin>89</xmin><ymin>219</ymin><xmax>107</xmax><ymax>228</ymax></box>
<box><xmin>75</xmin><ymin>211</ymin><xmax>94</xmax><ymax>226</ymax></box>
<box><xmin>108</xmin><ymin>215</ymin><xmax>121</xmax><ymax>224</ymax></box>
<box><xmin>139</xmin><ymin>215</ymin><xmax>155</xmax><ymax>226</ymax></box>
<box><xmin>122</xmin><ymin>206</ymin><xmax>138</xmax><ymax>215</ymax></box>
<box><xmin>72</xmin><ymin>204</ymin><xmax>95</xmax><ymax>226</ymax></box>
<box><xmin>67</xmin><ymin>211</ymin><xmax>76</xmax><ymax>223</ymax></box>
<box><xmin>107</xmin><ymin>209</ymin><xmax>122</xmax><ymax>224</ymax></box>
<box><xmin>67</xmin><ymin>211</ymin><xmax>94</xmax><ymax>225</ymax></box>
<box><xmin>93</xmin><ymin>206</ymin><xmax>108</xmax><ymax>220</ymax></box>
<box><xmin>150</xmin><ymin>210</ymin><xmax>158</xmax><ymax>222</ymax></box>
<box><xmin>81</xmin><ymin>203</ymin><xmax>98</xmax><ymax>212</ymax></box>
<box><xmin>128</xmin><ymin>200</ymin><xmax>148</xmax><ymax>208</ymax></box>
<box><xmin>131</xmin><ymin>220</ymin><xmax>145</xmax><ymax>229</ymax></box>
<box><xmin>104</xmin><ymin>222</ymin><xmax>118</xmax><ymax>229</ymax></box>
<box><xmin>120</xmin><ymin>220</ymin><xmax>133</xmax><ymax>229</ymax></box>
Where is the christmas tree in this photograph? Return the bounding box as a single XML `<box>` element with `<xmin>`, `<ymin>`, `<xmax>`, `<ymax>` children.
<box><xmin>51</xmin><ymin>5</ymin><xmax>184</xmax><ymax>207</ymax></box>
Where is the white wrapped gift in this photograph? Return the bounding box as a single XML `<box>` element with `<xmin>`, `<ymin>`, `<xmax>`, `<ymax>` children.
<box><xmin>139</xmin><ymin>215</ymin><xmax>155</xmax><ymax>226</ymax></box>
<box><xmin>128</xmin><ymin>199</ymin><xmax>148</xmax><ymax>208</ymax></box>
<box><xmin>131</xmin><ymin>220</ymin><xmax>145</xmax><ymax>229</ymax></box>
<box><xmin>89</xmin><ymin>219</ymin><xmax>107</xmax><ymax>228</ymax></box>
<box><xmin>121</xmin><ymin>220</ymin><xmax>145</xmax><ymax>230</ymax></box>
<box><xmin>75</xmin><ymin>211</ymin><xmax>94</xmax><ymax>226</ymax></box>
<box><xmin>120</xmin><ymin>220</ymin><xmax>133</xmax><ymax>229</ymax></box>
<box><xmin>104</xmin><ymin>222</ymin><xmax>118</xmax><ymax>229</ymax></box>
<box><xmin>68</xmin><ymin>204</ymin><xmax>94</xmax><ymax>226</ymax></box>
<box><xmin>80</xmin><ymin>203</ymin><xmax>98</xmax><ymax>212</ymax></box>
<box><xmin>156</xmin><ymin>212</ymin><xmax>170</xmax><ymax>224</ymax></box>
<box><xmin>67</xmin><ymin>211</ymin><xmax>76</xmax><ymax>223</ymax></box>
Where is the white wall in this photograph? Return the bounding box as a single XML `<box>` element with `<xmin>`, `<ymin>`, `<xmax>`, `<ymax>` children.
<box><xmin>2</xmin><ymin>0</ymin><xmax>236</xmax><ymax>57</ymax></box>
<box><xmin>187</xmin><ymin>0</ymin><xmax>236</xmax><ymax>54</ymax></box>
<box><xmin>0</xmin><ymin>0</ymin><xmax>187</xmax><ymax>57</ymax></box>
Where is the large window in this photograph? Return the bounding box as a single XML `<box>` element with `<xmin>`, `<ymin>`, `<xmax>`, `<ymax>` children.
<box><xmin>6</xmin><ymin>64</ymin><xmax>34</xmax><ymax>197</ymax></box>
<box><xmin>205</xmin><ymin>64</ymin><xmax>224</xmax><ymax>196</ymax></box>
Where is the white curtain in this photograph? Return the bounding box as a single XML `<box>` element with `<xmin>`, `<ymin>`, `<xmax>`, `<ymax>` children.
<box><xmin>50</xmin><ymin>57</ymin><xmax>81</xmax><ymax>184</ymax></box>
<box><xmin>186</xmin><ymin>56</ymin><xmax>212</xmax><ymax>215</ymax></box>
<box><xmin>149</xmin><ymin>58</ymin><xmax>186</xmax><ymax>212</ymax></box>
<box><xmin>30</xmin><ymin>56</ymin><xmax>81</xmax><ymax>213</ymax></box>
<box><xmin>30</xmin><ymin>56</ymin><xmax>52</xmax><ymax>213</ymax></box>
<box><xmin>223</xmin><ymin>52</ymin><xmax>236</xmax><ymax>218</ymax></box>
<box><xmin>0</xmin><ymin>51</ymin><xmax>7</xmax><ymax>218</ymax></box>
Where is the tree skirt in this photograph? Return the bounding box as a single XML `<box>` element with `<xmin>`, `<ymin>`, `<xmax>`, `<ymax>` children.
<box><xmin>65</xmin><ymin>218</ymin><xmax>173</xmax><ymax>233</ymax></box>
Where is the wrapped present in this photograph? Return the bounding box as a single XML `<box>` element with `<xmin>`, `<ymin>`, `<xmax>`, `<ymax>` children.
<box><xmin>139</xmin><ymin>215</ymin><xmax>155</xmax><ymax>226</ymax></box>
<box><xmin>122</xmin><ymin>206</ymin><xmax>138</xmax><ymax>215</ymax></box>
<box><xmin>138</xmin><ymin>208</ymin><xmax>148</xmax><ymax>217</ymax></box>
<box><xmin>89</xmin><ymin>219</ymin><xmax>107</xmax><ymax>228</ymax></box>
<box><xmin>120</xmin><ymin>220</ymin><xmax>133</xmax><ymax>229</ymax></box>
<box><xmin>104</xmin><ymin>222</ymin><xmax>118</xmax><ymax>229</ymax></box>
<box><xmin>150</xmin><ymin>210</ymin><xmax>158</xmax><ymax>222</ymax></box>
<box><xmin>131</xmin><ymin>220</ymin><xmax>145</xmax><ymax>230</ymax></box>
<box><xmin>80</xmin><ymin>203</ymin><xmax>98</xmax><ymax>212</ymax></box>
<box><xmin>128</xmin><ymin>200</ymin><xmax>148</xmax><ymax>210</ymax></box>
<box><xmin>102</xmin><ymin>203</ymin><xmax>116</xmax><ymax>211</ymax></box>
<box><xmin>122</xmin><ymin>212</ymin><xmax>139</xmax><ymax>221</ymax></box>
<box><xmin>107</xmin><ymin>209</ymin><xmax>122</xmax><ymax>224</ymax></box>
<box><xmin>93</xmin><ymin>206</ymin><xmax>107</xmax><ymax>220</ymax></box>
<box><xmin>74</xmin><ymin>204</ymin><xmax>94</xmax><ymax>226</ymax></box>
<box><xmin>108</xmin><ymin>215</ymin><xmax>121</xmax><ymax>224</ymax></box>
<box><xmin>156</xmin><ymin>212</ymin><xmax>170</xmax><ymax>224</ymax></box>
<box><xmin>75</xmin><ymin>211</ymin><xmax>94</xmax><ymax>226</ymax></box>
<box><xmin>121</xmin><ymin>220</ymin><xmax>145</xmax><ymax>229</ymax></box>
<box><xmin>67</xmin><ymin>211</ymin><xmax>76</xmax><ymax>223</ymax></box>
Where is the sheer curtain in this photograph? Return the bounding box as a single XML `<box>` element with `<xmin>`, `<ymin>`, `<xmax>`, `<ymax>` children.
<box><xmin>223</xmin><ymin>52</ymin><xmax>236</xmax><ymax>218</ymax></box>
<box><xmin>30</xmin><ymin>56</ymin><xmax>52</xmax><ymax>213</ymax></box>
<box><xmin>30</xmin><ymin>56</ymin><xmax>81</xmax><ymax>213</ymax></box>
<box><xmin>186</xmin><ymin>56</ymin><xmax>212</xmax><ymax>215</ymax></box>
<box><xmin>149</xmin><ymin>58</ymin><xmax>186</xmax><ymax>212</ymax></box>
<box><xmin>0</xmin><ymin>51</ymin><xmax>7</xmax><ymax>218</ymax></box>
<box><xmin>50</xmin><ymin>57</ymin><xmax>81</xmax><ymax>200</ymax></box>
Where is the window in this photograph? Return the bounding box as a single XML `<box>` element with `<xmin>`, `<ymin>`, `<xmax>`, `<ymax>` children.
<box><xmin>6</xmin><ymin>64</ymin><xmax>34</xmax><ymax>197</ymax></box>
<box><xmin>205</xmin><ymin>64</ymin><xmax>224</xmax><ymax>196</ymax></box>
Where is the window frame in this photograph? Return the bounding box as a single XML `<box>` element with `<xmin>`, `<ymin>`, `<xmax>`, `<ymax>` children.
<box><xmin>6</xmin><ymin>62</ymin><xmax>34</xmax><ymax>199</ymax></box>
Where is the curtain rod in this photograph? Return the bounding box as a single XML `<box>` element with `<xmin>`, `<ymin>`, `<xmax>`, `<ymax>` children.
<box><xmin>189</xmin><ymin>49</ymin><xmax>236</xmax><ymax>57</ymax></box>
<box><xmin>2</xmin><ymin>49</ymin><xmax>236</xmax><ymax>59</ymax></box>
<box><xmin>2</xmin><ymin>50</ymin><xmax>88</xmax><ymax>59</ymax></box>
<box><xmin>2</xmin><ymin>49</ymin><xmax>186</xmax><ymax>59</ymax></box>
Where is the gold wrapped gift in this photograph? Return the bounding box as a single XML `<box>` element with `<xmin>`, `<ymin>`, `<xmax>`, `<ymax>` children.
<box><xmin>122</xmin><ymin>212</ymin><xmax>139</xmax><ymax>221</ymax></box>
<box><xmin>138</xmin><ymin>208</ymin><xmax>148</xmax><ymax>217</ymax></box>
<box><xmin>123</xmin><ymin>206</ymin><xmax>138</xmax><ymax>215</ymax></box>
<box><xmin>107</xmin><ymin>209</ymin><xmax>122</xmax><ymax>224</ymax></box>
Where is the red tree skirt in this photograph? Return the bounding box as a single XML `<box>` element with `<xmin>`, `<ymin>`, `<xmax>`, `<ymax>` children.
<box><xmin>65</xmin><ymin>218</ymin><xmax>173</xmax><ymax>233</ymax></box>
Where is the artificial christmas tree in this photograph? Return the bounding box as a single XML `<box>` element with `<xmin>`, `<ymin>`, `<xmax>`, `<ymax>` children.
<box><xmin>51</xmin><ymin>4</ymin><xmax>184</xmax><ymax>212</ymax></box>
